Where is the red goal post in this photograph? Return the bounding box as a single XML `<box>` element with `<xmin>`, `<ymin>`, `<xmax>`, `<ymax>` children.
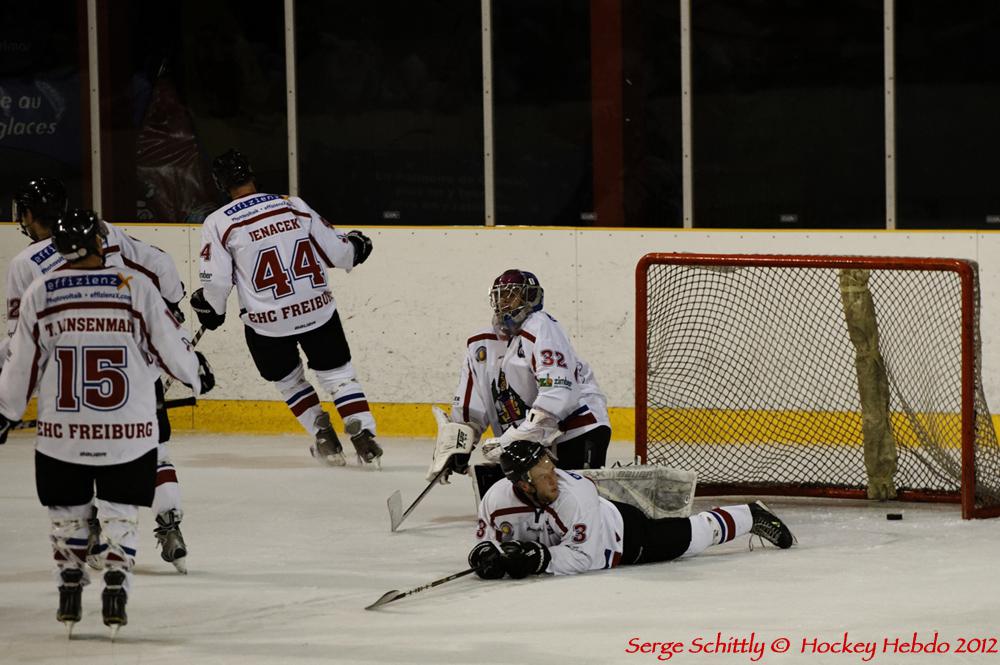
<box><xmin>635</xmin><ymin>252</ymin><xmax>1000</xmax><ymax>519</ymax></box>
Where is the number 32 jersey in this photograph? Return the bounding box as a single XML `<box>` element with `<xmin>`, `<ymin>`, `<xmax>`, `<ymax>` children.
<box><xmin>199</xmin><ymin>193</ymin><xmax>357</xmax><ymax>337</ymax></box>
<box><xmin>476</xmin><ymin>469</ymin><xmax>624</xmax><ymax>575</ymax></box>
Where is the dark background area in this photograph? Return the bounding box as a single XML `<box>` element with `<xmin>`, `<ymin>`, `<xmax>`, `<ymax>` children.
<box><xmin>4</xmin><ymin>1</ymin><xmax>998</xmax><ymax>229</ymax></box>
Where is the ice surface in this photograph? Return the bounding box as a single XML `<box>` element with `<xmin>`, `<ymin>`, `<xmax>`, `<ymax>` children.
<box><xmin>1</xmin><ymin>432</ymin><xmax>998</xmax><ymax>664</ymax></box>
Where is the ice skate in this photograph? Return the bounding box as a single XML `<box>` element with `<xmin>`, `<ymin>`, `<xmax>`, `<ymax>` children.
<box><xmin>749</xmin><ymin>501</ymin><xmax>795</xmax><ymax>549</ymax></box>
<box><xmin>310</xmin><ymin>412</ymin><xmax>346</xmax><ymax>466</ymax></box>
<box><xmin>85</xmin><ymin>505</ymin><xmax>104</xmax><ymax>571</ymax></box>
<box><xmin>346</xmin><ymin>420</ymin><xmax>383</xmax><ymax>469</ymax></box>
<box><xmin>57</xmin><ymin>568</ymin><xmax>84</xmax><ymax>637</ymax></box>
<box><xmin>154</xmin><ymin>509</ymin><xmax>188</xmax><ymax>574</ymax></box>
<box><xmin>101</xmin><ymin>570</ymin><xmax>127</xmax><ymax>639</ymax></box>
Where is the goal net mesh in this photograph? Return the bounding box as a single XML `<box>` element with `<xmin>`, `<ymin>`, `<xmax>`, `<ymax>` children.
<box><xmin>637</xmin><ymin>254</ymin><xmax>1000</xmax><ymax>517</ymax></box>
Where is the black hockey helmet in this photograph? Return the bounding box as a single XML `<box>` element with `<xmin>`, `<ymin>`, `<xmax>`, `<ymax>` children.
<box><xmin>12</xmin><ymin>178</ymin><xmax>68</xmax><ymax>237</ymax></box>
<box><xmin>500</xmin><ymin>440</ymin><xmax>550</xmax><ymax>483</ymax></box>
<box><xmin>52</xmin><ymin>209</ymin><xmax>105</xmax><ymax>260</ymax></box>
<box><xmin>212</xmin><ymin>148</ymin><xmax>255</xmax><ymax>193</ymax></box>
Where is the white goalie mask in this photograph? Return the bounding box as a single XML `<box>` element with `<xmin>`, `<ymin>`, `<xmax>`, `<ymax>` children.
<box><xmin>490</xmin><ymin>269</ymin><xmax>544</xmax><ymax>335</ymax></box>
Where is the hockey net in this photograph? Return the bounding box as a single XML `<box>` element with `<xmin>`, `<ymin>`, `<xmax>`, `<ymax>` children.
<box><xmin>635</xmin><ymin>253</ymin><xmax>1000</xmax><ymax>519</ymax></box>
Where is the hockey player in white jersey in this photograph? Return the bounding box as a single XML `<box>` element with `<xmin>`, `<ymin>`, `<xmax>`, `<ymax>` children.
<box><xmin>0</xmin><ymin>209</ymin><xmax>214</xmax><ymax>636</ymax></box>
<box><xmin>5</xmin><ymin>178</ymin><xmax>193</xmax><ymax>572</ymax></box>
<box><xmin>428</xmin><ymin>269</ymin><xmax>610</xmax><ymax>493</ymax></box>
<box><xmin>191</xmin><ymin>149</ymin><xmax>382</xmax><ymax>466</ymax></box>
<box><xmin>467</xmin><ymin>441</ymin><xmax>794</xmax><ymax>580</ymax></box>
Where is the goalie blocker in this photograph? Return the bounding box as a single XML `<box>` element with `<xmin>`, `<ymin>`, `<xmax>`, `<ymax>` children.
<box><xmin>468</xmin><ymin>441</ymin><xmax>795</xmax><ymax>580</ymax></box>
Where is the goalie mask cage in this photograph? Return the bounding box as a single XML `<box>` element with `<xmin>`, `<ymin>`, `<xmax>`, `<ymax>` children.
<box><xmin>635</xmin><ymin>253</ymin><xmax>1000</xmax><ymax>519</ymax></box>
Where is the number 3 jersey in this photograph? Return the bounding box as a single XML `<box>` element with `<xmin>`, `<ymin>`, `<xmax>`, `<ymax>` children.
<box><xmin>452</xmin><ymin>310</ymin><xmax>610</xmax><ymax>443</ymax></box>
<box><xmin>476</xmin><ymin>468</ymin><xmax>624</xmax><ymax>575</ymax></box>
<box><xmin>199</xmin><ymin>193</ymin><xmax>357</xmax><ymax>338</ymax></box>
<box><xmin>0</xmin><ymin>266</ymin><xmax>202</xmax><ymax>465</ymax></box>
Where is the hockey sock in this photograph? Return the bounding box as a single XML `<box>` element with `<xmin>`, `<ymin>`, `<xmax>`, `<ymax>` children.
<box><xmin>96</xmin><ymin>501</ymin><xmax>139</xmax><ymax>593</ymax></box>
<box><xmin>152</xmin><ymin>444</ymin><xmax>182</xmax><ymax>516</ymax></box>
<box><xmin>683</xmin><ymin>505</ymin><xmax>752</xmax><ymax>557</ymax></box>
<box><xmin>49</xmin><ymin>504</ymin><xmax>93</xmax><ymax>587</ymax></box>
<box><xmin>314</xmin><ymin>362</ymin><xmax>376</xmax><ymax>434</ymax></box>
<box><xmin>274</xmin><ymin>364</ymin><xmax>326</xmax><ymax>436</ymax></box>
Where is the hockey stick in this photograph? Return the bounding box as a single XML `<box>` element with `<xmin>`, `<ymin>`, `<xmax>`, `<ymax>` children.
<box><xmin>387</xmin><ymin>465</ymin><xmax>450</xmax><ymax>532</ymax></box>
<box><xmin>162</xmin><ymin>325</ymin><xmax>207</xmax><ymax>394</ymax></box>
<box><xmin>365</xmin><ymin>567</ymin><xmax>475</xmax><ymax>610</ymax></box>
<box><xmin>14</xmin><ymin>396</ymin><xmax>198</xmax><ymax>431</ymax></box>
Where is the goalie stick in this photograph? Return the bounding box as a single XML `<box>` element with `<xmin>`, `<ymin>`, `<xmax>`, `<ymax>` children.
<box><xmin>386</xmin><ymin>465</ymin><xmax>449</xmax><ymax>531</ymax></box>
<box><xmin>365</xmin><ymin>567</ymin><xmax>475</xmax><ymax>610</ymax></box>
<box><xmin>14</xmin><ymin>396</ymin><xmax>198</xmax><ymax>431</ymax></box>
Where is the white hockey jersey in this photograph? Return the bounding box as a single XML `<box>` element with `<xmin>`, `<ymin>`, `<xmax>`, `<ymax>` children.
<box><xmin>476</xmin><ymin>468</ymin><xmax>625</xmax><ymax>575</ymax></box>
<box><xmin>451</xmin><ymin>310</ymin><xmax>609</xmax><ymax>444</ymax></box>
<box><xmin>199</xmin><ymin>193</ymin><xmax>357</xmax><ymax>337</ymax></box>
<box><xmin>1</xmin><ymin>223</ymin><xmax>185</xmax><ymax>367</ymax></box>
<box><xmin>0</xmin><ymin>266</ymin><xmax>202</xmax><ymax>465</ymax></box>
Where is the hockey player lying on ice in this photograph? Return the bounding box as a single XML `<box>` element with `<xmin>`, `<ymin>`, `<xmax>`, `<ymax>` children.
<box><xmin>468</xmin><ymin>441</ymin><xmax>795</xmax><ymax>579</ymax></box>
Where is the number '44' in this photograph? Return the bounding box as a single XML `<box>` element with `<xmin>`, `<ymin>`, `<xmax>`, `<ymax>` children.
<box><xmin>252</xmin><ymin>239</ymin><xmax>326</xmax><ymax>298</ymax></box>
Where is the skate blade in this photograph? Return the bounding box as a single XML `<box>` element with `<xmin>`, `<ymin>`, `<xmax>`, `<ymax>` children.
<box><xmin>310</xmin><ymin>447</ymin><xmax>346</xmax><ymax>466</ymax></box>
<box><xmin>108</xmin><ymin>624</ymin><xmax>122</xmax><ymax>641</ymax></box>
<box><xmin>357</xmin><ymin>454</ymin><xmax>383</xmax><ymax>470</ymax></box>
<box><xmin>172</xmin><ymin>556</ymin><xmax>188</xmax><ymax>574</ymax></box>
<box><xmin>61</xmin><ymin>620</ymin><xmax>78</xmax><ymax>639</ymax></box>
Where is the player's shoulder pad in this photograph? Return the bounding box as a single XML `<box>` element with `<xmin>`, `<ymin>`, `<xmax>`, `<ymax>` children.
<box><xmin>466</xmin><ymin>326</ymin><xmax>501</xmax><ymax>347</ymax></box>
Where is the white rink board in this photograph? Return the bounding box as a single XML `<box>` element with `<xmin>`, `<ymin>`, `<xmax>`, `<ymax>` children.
<box><xmin>1</xmin><ymin>224</ymin><xmax>998</xmax><ymax>411</ymax></box>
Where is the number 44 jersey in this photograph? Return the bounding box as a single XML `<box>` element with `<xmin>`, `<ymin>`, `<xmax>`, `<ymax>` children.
<box><xmin>0</xmin><ymin>267</ymin><xmax>202</xmax><ymax>465</ymax></box>
<box><xmin>199</xmin><ymin>193</ymin><xmax>358</xmax><ymax>338</ymax></box>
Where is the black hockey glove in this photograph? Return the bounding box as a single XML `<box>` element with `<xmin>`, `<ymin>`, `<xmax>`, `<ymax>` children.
<box><xmin>346</xmin><ymin>230</ymin><xmax>373</xmax><ymax>266</ymax></box>
<box><xmin>164</xmin><ymin>298</ymin><xmax>186</xmax><ymax>324</ymax></box>
<box><xmin>449</xmin><ymin>451</ymin><xmax>472</xmax><ymax>475</ymax></box>
<box><xmin>468</xmin><ymin>541</ymin><xmax>506</xmax><ymax>580</ymax></box>
<box><xmin>0</xmin><ymin>412</ymin><xmax>16</xmax><ymax>445</ymax></box>
<box><xmin>500</xmin><ymin>541</ymin><xmax>551</xmax><ymax>579</ymax></box>
<box><xmin>190</xmin><ymin>288</ymin><xmax>225</xmax><ymax>330</ymax></box>
<box><xmin>195</xmin><ymin>351</ymin><xmax>215</xmax><ymax>394</ymax></box>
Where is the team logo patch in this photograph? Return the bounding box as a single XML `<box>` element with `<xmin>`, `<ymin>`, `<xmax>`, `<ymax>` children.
<box><xmin>498</xmin><ymin>521</ymin><xmax>514</xmax><ymax>542</ymax></box>
<box><xmin>475</xmin><ymin>346</ymin><xmax>487</xmax><ymax>362</ymax></box>
<box><xmin>492</xmin><ymin>369</ymin><xmax>528</xmax><ymax>428</ymax></box>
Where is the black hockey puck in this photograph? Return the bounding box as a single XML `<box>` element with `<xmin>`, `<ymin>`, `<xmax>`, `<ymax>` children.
<box><xmin>886</xmin><ymin>513</ymin><xmax>903</xmax><ymax>520</ymax></box>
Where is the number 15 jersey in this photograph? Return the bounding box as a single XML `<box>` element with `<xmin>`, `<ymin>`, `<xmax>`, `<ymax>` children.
<box><xmin>199</xmin><ymin>193</ymin><xmax>358</xmax><ymax>338</ymax></box>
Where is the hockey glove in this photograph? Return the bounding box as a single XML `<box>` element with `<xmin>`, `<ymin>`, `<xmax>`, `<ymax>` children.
<box><xmin>468</xmin><ymin>541</ymin><xmax>506</xmax><ymax>580</ymax></box>
<box><xmin>346</xmin><ymin>230</ymin><xmax>373</xmax><ymax>266</ymax></box>
<box><xmin>190</xmin><ymin>288</ymin><xmax>226</xmax><ymax>331</ymax></box>
<box><xmin>164</xmin><ymin>298</ymin><xmax>186</xmax><ymax>324</ymax></box>
<box><xmin>500</xmin><ymin>540</ymin><xmax>551</xmax><ymax>579</ymax></box>
<box><xmin>196</xmin><ymin>351</ymin><xmax>215</xmax><ymax>394</ymax></box>
<box><xmin>0</xmin><ymin>412</ymin><xmax>16</xmax><ymax>445</ymax></box>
